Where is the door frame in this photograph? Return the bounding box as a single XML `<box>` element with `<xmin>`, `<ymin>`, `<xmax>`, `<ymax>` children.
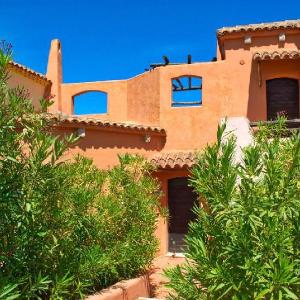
<box><xmin>266</xmin><ymin>77</ymin><xmax>300</xmax><ymax>120</ymax></box>
<box><xmin>167</xmin><ymin>176</ymin><xmax>198</xmax><ymax>254</ymax></box>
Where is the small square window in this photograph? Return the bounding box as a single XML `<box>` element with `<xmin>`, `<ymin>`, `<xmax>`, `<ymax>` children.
<box><xmin>172</xmin><ymin>76</ymin><xmax>202</xmax><ymax>107</ymax></box>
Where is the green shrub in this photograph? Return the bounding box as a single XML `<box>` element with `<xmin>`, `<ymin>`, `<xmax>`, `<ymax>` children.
<box><xmin>58</xmin><ymin>154</ymin><xmax>161</xmax><ymax>292</ymax></box>
<box><xmin>165</xmin><ymin>121</ymin><xmax>300</xmax><ymax>299</ymax></box>
<box><xmin>0</xmin><ymin>42</ymin><xmax>161</xmax><ymax>299</ymax></box>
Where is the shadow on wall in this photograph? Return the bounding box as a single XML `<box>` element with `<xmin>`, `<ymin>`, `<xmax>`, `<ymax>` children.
<box><xmin>73</xmin><ymin>91</ymin><xmax>108</xmax><ymax>115</ymax></box>
<box><xmin>62</xmin><ymin>128</ymin><xmax>166</xmax><ymax>151</ymax></box>
<box><xmin>247</xmin><ymin>59</ymin><xmax>300</xmax><ymax>122</ymax></box>
<box><xmin>223</xmin><ymin>35</ymin><xmax>300</xmax><ymax>52</ymax></box>
<box><xmin>247</xmin><ymin>60</ymin><xmax>265</xmax><ymax>122</ymax></box>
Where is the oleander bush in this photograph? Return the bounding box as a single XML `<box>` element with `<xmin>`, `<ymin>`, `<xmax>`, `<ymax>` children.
<box><xmin>0</xmin><ymin>42</ymin><xmax>162</xmax><ymax>299</ymax></box>
<box><xmin>165</xmin><ymin>120</ymin><xmax>300</xmax><ymax>299</ymax></box>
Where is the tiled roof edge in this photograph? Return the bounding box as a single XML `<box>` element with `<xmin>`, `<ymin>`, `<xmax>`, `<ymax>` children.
<box><xmin>150</xmin><ymin>151</ymin><xmax>197</xmax><ymax>169</ymax></box>
<box><xmin>48</xmin><ymin>113</ymin><xmax>166</xmax><ymax>134</ymax></box>
<box><xmin>8</xmin><ymin>61</ymin><xmax>51</xmax><ymax>85</ymax></box>
<box><xmin>217</xmin><ymin>19</ymin><xmax>300</xmax><ymax>37</ymax></box>
<box><xmin>253</xmin><ymin>50</ymin><xmax>300</xmax><ymax>61</ymax></box>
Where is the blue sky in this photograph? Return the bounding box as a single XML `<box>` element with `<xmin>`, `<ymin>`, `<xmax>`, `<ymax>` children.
<box><xmin>1</xmin><ymin>0</ymin><xmax>299</xmax><ymax>113</ymax></box>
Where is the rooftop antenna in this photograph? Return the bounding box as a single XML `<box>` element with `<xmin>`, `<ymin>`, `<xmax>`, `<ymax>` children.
<box><xmin>187</xmin><ymin>54</ymin><xmax>192</xmax><ymax>64</ymax></box>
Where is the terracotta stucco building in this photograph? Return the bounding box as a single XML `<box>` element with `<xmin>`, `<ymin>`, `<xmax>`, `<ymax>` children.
<box><xmin>8</xmin><ymin>19</ymin><xmax>300</xmax><ymax>255</ymax></box>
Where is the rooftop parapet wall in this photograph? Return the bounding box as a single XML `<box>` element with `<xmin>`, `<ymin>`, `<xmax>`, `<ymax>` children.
<box><xmin>45</xmin><ymin>19</ymin><xmax>300</xmax><ymax>151</ymax></box>
<box><xmin>60</xmin><ymin>80</ymin><xmax>127</xmax><ymax>121</ymax></box>
<box><xmin>58</xmin><ymin>49</ymin><xmax>300</xmax><ymax>152</ymax></box>
<box><xmin>157</xmin><ymin>61</ymin><xmax>231</xmax><ymax>151</ymax></box>
<box><xmin>59</xmin><ymin>70</ymin><xmax>161</xmax><ymax>126</ymax></box>
<box><xmin>127</xmin><ymin>69</ymin><xmax>161</xmax><ymax>126</ymax></box>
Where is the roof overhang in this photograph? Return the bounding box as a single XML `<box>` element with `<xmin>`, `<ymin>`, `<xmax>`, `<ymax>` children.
<box><xmin>217</xmin><ymin>20</ymin><xmax>300</xmax><ymax>60</ymax></box>
<box><xmin>48</xmin><ymin>113</ymin><xmax>166</xmax><ymax>135</ymax></box>
<box><xmin>8</xmin><ymin>61</ymin><xmax>51</xmax><ymax>86</ymax></box>
<box><xmin>253</xmin><ymin>50</ymin><xmax>300</xmax><ymax>61</ymax></box>
<box><xmin>150</xmin><ymin>151</ymin><xmax>197</xmax><ymax>169</ymax></box>
<box><xmin>252</xmin><ymin>50</ymin><xmax>300</xmax><ymax>87</ymax></box>
<box><xmin>217</xmin><ymin>19</ymin><xmax>300</xmax><ymax>38</ymax></box>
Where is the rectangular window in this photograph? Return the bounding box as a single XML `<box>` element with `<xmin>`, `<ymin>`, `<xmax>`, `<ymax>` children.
<box><xmin>172</xmin><ymin>76</ymin><xmax>202</xmax><ymax>107</ymax></box>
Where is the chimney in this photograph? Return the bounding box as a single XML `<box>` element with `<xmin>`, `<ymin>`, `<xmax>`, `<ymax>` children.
<box><xmin>46</xmin><ymin>39</ymin><xmax>62</xmax><ymax>112</ymax></box>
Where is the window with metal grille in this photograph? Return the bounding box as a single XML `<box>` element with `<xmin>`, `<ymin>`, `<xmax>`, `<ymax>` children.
<box><xmin>171</xmin><ymin>76</ymin><xmax>202</xmax><ymax>107</ymax></box>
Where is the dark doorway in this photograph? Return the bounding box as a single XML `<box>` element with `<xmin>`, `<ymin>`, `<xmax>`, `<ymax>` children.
<box><xmin>168</xmin><ymin>177</ymin><xmax>198</xmax><ymax>253</ymax></box>
<box><xmin>266</xmin><ymin>78</ymin><xmax>299</xmax><ymax>120</ymax></box>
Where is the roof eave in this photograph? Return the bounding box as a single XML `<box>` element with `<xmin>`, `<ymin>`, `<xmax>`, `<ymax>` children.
<box><xmin>8</xmin><ymin>61</ymin><xmax>52</xmax><ymax>86</ymax></box>
<box><xmin>217</xmin><ymin>19</ymin><xmax>300</xmax><ymax>39</ymax></box>
<box><xmin>48</xmin><ymin>114</ymin><xmax>166</xmax><ymax>135</ymax></box>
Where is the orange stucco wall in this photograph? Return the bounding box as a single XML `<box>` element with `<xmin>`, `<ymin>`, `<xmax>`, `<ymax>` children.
<box><xmin>9</xmin><ymin>24</ymin><xmax>300</xmax><ymax>255</ymax></box>
<box><xmin>50</xmin><ymin>28</ymin><xmax>300</xmax><ymax>155</ymax></box>
<box><xmin>127</xmin><ymin>70</ymin><xmax>161</xmax><ymax>125</ymax></box>
<box><xmin>220</xmin><ymin>29</ymin><xmax>300</xmax><ymax>121</ymax></box>
<box><xmin>54</xmin><ymin>125</ymin><xmax>165</xmax><ymax>169</ymax></box>
<box><xmin>8</xmin><ymin>70</ymin><xmax>48</xmax><ymax>111</ymax></box>
<box><xmin>86</xmin><ymin>275</ymin><xmax>150</xmax><ymax>300</ymax></box>
<box><xmin>60</xmin><ymin>80</ymin><xmax>128</xmax><ymax>119</ymax></box>
<box><xmin>52</xmin><ymin>27</ymin><xmax>299</xmax><ymax>255</ymax></box>
<box><xmin>158</xmin><ymin>61</ymin><xmax>230</xmax><ymax>150</ymax></box>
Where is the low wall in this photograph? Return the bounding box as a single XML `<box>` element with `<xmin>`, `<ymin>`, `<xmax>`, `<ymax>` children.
<box><xmin>85</xmin><ymin>274</ymin><xmax>151</xmax><ymax>300</ymax></box>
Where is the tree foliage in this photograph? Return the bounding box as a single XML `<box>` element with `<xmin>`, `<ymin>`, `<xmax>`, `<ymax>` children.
<box><xmin>166</xmin><ymin>120</ymin><xmax>300</xmax><ymax>299</ymax></box>
<box><xmin>0</xmin><ymin>42</ymin><xmax>161</xmax><ymax>299</ymax></box>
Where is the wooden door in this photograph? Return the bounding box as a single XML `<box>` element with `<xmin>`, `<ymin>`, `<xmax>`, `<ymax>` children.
<box><xmin>266</xmin><ymin>78</ymin><xmax>299</xmax><ymax>120</ymax></box>
<box><xmin>168</xmin><ymin>177</ymin><xmax>198</xmax><ymax>253</ymax></box>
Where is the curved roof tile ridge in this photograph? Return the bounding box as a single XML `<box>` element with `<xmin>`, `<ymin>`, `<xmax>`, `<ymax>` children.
<box><xmin>217</xmin><ymin>19</ymin><xmax>300</xmax><ymax>37</ymax></box>
<box><xmin>8</xmin><ymin>61</ymin><xmax>51</xmax><ymax>85</ymax></box>
<box><xmin>151</xmin><ymin>151</ymin><xmax>197</xmax><ymax>169</ymax></box>
<box><xmin>253</xmin><ymin>49</ymin><xmax>300</xmax><ymax>61</ymax></box>
<box><xmin>48</xmin><ymin>113</ymin><xmax>166</xmax><ymax>134</ymax></box>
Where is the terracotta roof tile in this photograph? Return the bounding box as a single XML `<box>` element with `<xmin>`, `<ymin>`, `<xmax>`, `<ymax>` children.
<box><xmin>8</xmin><ymin>61</ymin><xmax>51</xmax><ymax>85</ymax></box>
<box><xmin>253</xmin><ymin>50</ymin><xmax>300</xmax><ymax>61</ymax></box>
<box><xmin>48</xmin><ymin>113</ymin><xmax>166</xmax><ymax>134</ymax></box>
<box><xmin>217</xmin><ymin>19</ymin><xmax>300</xmax><ymax>37</ymax></box>
<box><xmin>151</xmin><ymin>151</ymin><xmax>197</xmax><ymax>169</ymax></box>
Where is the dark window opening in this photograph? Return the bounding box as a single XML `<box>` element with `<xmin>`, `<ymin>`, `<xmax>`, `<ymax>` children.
<box><xmin>168</xmin><ymin>177</ymin><xmax>198</xmax><ymax>253</ymax></box>
<box><xmin>266</xmin><ymin>78</ymin><xmax>299</xmax><ymax>120</ymax></box>
<box><xmin>73</xmin><ymin>91</ymin><xmax>107</xmax><ymax>115</ymax></box>
<box><xmin>172</xmin><ymin>76</ymin><xmax>202</xmax><ymax>107</ymax></box>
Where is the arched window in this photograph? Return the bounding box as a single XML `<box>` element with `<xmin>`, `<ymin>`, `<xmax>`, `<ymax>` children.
<box><xmin>73</xmin><ymin>91</ymin><xmax>107</xmax><ymax>115</ymax></box>
<box><xmin>171</xmin><ymin>76</ymin><xmax>202</xmax><ymax>107</ymax></box>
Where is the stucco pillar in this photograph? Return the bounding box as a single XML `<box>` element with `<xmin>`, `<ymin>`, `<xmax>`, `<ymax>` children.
<box><xmin>46</xmin><ymin>39</ymin><xmax>62</xmax><ymax>113</ymax></box>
